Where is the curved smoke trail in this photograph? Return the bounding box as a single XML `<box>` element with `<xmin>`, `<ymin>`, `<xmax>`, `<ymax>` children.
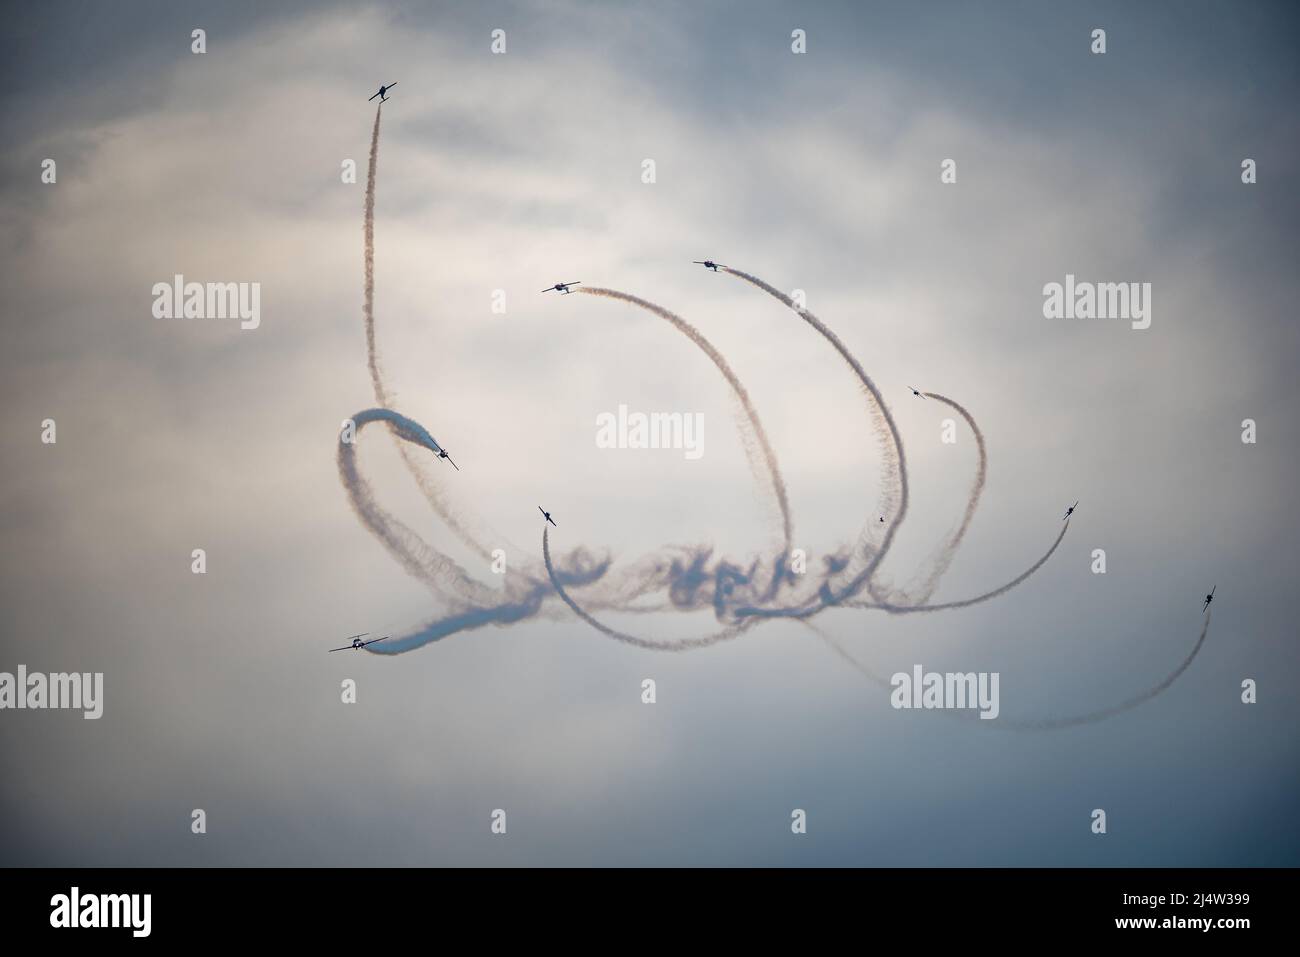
<box><xmin>719</xmin><ymin>267</ymin><xmax>909</xmax><ymax>615</ymax></box>
<box><xmin>354</xmin><ymin>98</ymin><xmax>817</xmax><ymax>648</ymax></box>
<box><xmin>853</xmin><ymin>519</ymin><xmax>1069</xmax><ymax>614</ymax></box>
<box><xmin>339</xmin><ymin>111</ymin><xmax>1202</xmax><ymax>729</ymax></box>
<box><xmin>542</xmin><ymin>526</ymin><xmax>751</xmax><ymax>651</ymax></box>
<box><xmin>898</xmin><ymin>391</ymin><xmax>987</xmax><ymax>605</ymax></box>
<box><xmin>575</xmin><ymin>286</ymin><xmax>795</xmax><ymax>597</ymax></box>
<box><xmin>806</xmin><ymin>609</ymin><xmax>1213</xmax><ymax>730</ymax></box>
<box><xmin>715</xmin><ymin>271</ymin><xmax>1057</xmax><ymax>622</ymax></box>
<box><xmin>362</xmin><ymin>102</ymin><xmax>525</xmax><ymax>566</ymax></box>
<box><xmin>339</xmin><ymin>407</ymin><xmax>502</xmax><ymax>607</ymax></box>
<box><xmin>993</xmin><ymin>609</ymin><xmax>1213</xmax><ymax>730</ymax></box>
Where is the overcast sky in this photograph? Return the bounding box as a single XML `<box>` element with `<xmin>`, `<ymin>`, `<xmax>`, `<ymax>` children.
<box><xmin>1</xmin><ymin>0</ymin><xmax>1298</xmax><ymax>865</ymax></box>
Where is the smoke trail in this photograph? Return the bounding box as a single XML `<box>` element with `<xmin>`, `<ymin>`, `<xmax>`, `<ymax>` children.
<box><xmin>366</xmin><ymin>555</ymin><xmax>614</xmax><ymax>655</ymax></box>
<box><xmin>349</xmin><ymin>105</ymin><xmax>1089</xmax><ymax>669</ymax></box>
<box><xmin>720</xmin><ymin>267</ymin><xmax>908</xmax><ymax>614</ymax></box>
<box><xmin>361</xmin><ymin>101</ymin><xmax>518</xmax><ymax>565</ymax></box>
<box><xmin>807</xmin><ymin>609</ymin><xmax>1213</xmax><ymax>730</ymax></box>
<box><xmin>890</xmin><ymin>391</ymin><xmax>988</xmax><ymax>605</ymax></box>
<box><xmin>543</xmin><ymin>526</ymin><xmax>751</xmax><ymax>651</ymax></box>
<box><xmin>363</xmin><ymin>104</ymin><xmax>386</xmax><ymax>407</ymax></box>
<box><xmin>339</xmin><ymin>407</ymin><xmax>501</xmax><ymax>607</ymax></box>
<box><xmin>715</xmin><ymin>269</ymin><xmax>1054</xmax><ymax>620</ymax></box>
<box><xmin>806</xmin><ymin>623</ymin><xmax>894</xmax><ymax>692</ymax></box>
<box><xmin>993</xmin><ymin>609</ymin><xmax>1213</xmax><ymax>730</ymax></box>
<box><xmin>575</xmin><ymin>286</ymin><xmax>794</xmax><ymax>590</ymax></box>
<box><xmin>853</xmin><ymin>519</ymin><xmax>1069</xmax><ymax>614</ymax></box>
<box><xmin>341</xmin><ymin>407</ymin><xmax>633</xmax><ymax>654</ymax></box>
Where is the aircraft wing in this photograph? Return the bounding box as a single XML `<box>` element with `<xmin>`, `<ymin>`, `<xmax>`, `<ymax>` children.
<box><xmin>329</xmin><ymin>632</ymin><xmax>368</xmax><ymax>652</ymax></box>
<box><xmin>368</xmin><ymin>92</ymin><xmax>380</xmax><ymax>101</ymax></box>
<box><xmin>361</xmin><ymin>637</ymin><xmax>388</xmax><ymax>647</ymax></box>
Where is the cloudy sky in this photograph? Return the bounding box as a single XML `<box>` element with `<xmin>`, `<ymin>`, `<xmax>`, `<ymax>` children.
<box><xmin>1</xmin><ymin>0</ymin><xmax>1298</xmax><ymax>865</ymax></box>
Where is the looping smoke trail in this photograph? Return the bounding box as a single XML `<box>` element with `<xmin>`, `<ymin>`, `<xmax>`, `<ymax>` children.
<box><xmin>355</xmin><ymin>124</ymin><xmax>819</xmax><ymax>649</ymax></box>
<box><xmin>342</xmin><ymin>108</ymin><xmax>1192</xmax><ymax>728</ymax></box>
<box><xmin>575</xmin><ymin>286</ymin><xmax>795</xmax><ymax>599</ymax></box>
<box><xmin>719</xmin><ymin>267</ymin><xmax>908</xmax><ymax>615</ymax></box>
<box><xmin>542</xmin><ymin>527</ymin><xmax>750</xmax><ymax>651</ymax></box>
<box><xmin>339</xmin><ymin>407</ymin><xmax>503</xmax><ymax>608</ymax></box>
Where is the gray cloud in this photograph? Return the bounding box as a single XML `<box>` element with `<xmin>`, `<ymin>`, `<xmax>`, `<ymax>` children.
<box><xmin>1</xmin><ymin>1</ymin><xmax>1298</xmax><ymax>865</ymax></box>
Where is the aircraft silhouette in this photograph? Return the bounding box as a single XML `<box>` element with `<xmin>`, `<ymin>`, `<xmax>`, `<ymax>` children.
<box><xmin>434</xmin><ymin>447</ymin><xmax>459</xmax><ymax>471</ymax></box>
<box><xmin>1063</xmin><ymin>501</ymin><xmax>1078</xmax><ymax>520</ymax></box>
<box><xmin>368</xmin><ymin>83</ymin><xmax>396</xmax><ymax>102</ymax></box>
<box><xmin>907</xmin><ymin>386</ymin><xmax>925</xmax><ymax>398</ymax></box>
<box><xmin>542</xmin><ymin>282</ymin><xmax>581</xmax><ymax>294</ymax></box>
<box><xmin>328</xmin><ymin>633</ymin><xmax>389</xmax><ymax>653</ymax></box>
<box><xmin>538</xmin><ymin>506</ymin><xmax>557</xmax><ymax>527</ymax></box>
<box><xmin>693</xmin><ymin>260</ymin><xmax>724</xmax><ymax>271</ymax></box>
<box><xmin>1203</xmin><ymin>586</ymin><xmax>1216</xmax><ymax>611</ymax></box>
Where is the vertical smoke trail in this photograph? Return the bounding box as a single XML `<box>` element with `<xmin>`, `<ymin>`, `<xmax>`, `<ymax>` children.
<box><xmin>721</xmin><ymin>267</ymin><xmax>909</xmax><ymax>613</ymax></box>
<box><xmin>360</xmin><ymin>101</ymin><xmax>517</xmax><ymax>566</ymax></box>
<box><xmin>576</xmin><ymin>286</ymin><xmax>795</xmax><ymax>591</ymax></box>
<box><xmin>894</xmin><ymin>391</ymin><xmax>988</xmax><ymax>605</ymax></box>
<box><xmin>363</xmin><ymin>104</ymin><xmax>387</xmax><ymax>407</ymax></box>
<box><xmin>542</xmin><ymin>527</ymin><xmax>750</xmax><ymax>651</ymax></box>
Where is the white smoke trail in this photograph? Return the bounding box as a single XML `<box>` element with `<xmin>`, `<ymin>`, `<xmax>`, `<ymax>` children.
<box><xmin>363</xmin><ymin>104</ymin><xmax>386</xmax><ymax>407</ymax></box>
<box><xmin>338</xmin><ymin>408</ymin><xmax>500</xmax><ymax>606</ymax></box>
<box><xmin>576</xmin><ymin>286</ymin><xmax>794</xmax><ymax>581</ymax></box>
<box><xmin>888</xmin><ymin>391</ymin><xmax>988</xmax><ymax>605</ymax></box>
<box><xmin>361</xmin><ymin>102</ymin><xmax>524</xmax><ymax>566</ymax></box>
<box><xmin>719</xmin><ymin>267</ymin><xmax>908</xmax><ymax>613</ymax></box>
